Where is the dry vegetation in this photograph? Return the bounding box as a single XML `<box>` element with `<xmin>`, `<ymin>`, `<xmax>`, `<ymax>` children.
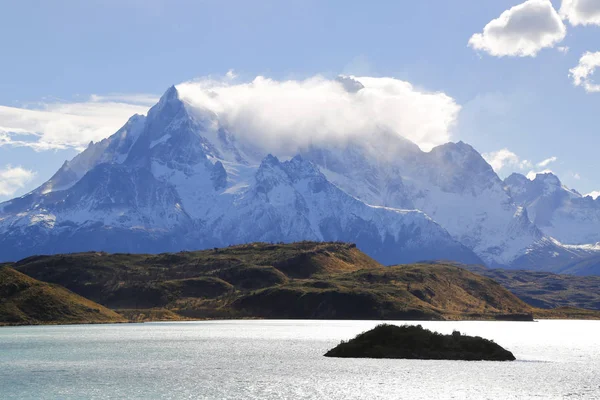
<box><xmin>0</xmin><ymin>266</ymin><xmax>126</xmax><ymax>326</ymax></box>
<box><xmin>4</xmin><ymin>242</ymin><xmax>599</xmax><ymax>324</ymax></box>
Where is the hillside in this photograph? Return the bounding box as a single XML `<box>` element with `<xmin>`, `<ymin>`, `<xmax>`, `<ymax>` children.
<box><xmin>11</xmin><ymin>241</ymin><xmax>544</xmax><ymax>321</ymax></box>
<box><xmin>0</xmin><ymin>266</ymin><xmax>126</xmax><ymax>326</ymax></box>
<box><xmin>559</xmin><ymin>254</ymin><xmax>600</xmax><ymax>276</ymax></box>
<box><xmin>465</xmin><ymin>265</ymin><xmax>600</xmax><ymax>310</ymax></box>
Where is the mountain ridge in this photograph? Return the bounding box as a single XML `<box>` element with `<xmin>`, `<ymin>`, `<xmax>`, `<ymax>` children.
<box><xmin>0</xmin><ymin>84</ymin><xmax>598</xmax><ymax>272</ymax></box>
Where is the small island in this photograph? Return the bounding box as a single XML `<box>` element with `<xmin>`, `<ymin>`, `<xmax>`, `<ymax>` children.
<box><xmin>324</xmin><ymin>324</ymin><xmax>516</xmax><ymax>361</ymax></box>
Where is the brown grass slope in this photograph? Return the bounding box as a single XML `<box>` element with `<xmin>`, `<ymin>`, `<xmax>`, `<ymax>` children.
<box><xmin>0</xmin><ymin>266</ymin><xmax>126</xmax><ymax>326</ymax></box>
<box><xmin>233</xmin><ymin>262</ymin><xmax>534</xmax><ymax>320</ymax></box>
<box><xmin>10</xmin><ymin>241</ymin><xmax>554</xmax><ymax>321</ymax></box>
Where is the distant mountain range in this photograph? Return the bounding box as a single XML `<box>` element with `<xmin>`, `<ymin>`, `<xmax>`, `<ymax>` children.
<box><xmin>1</xmin><ymin>83</ymin><xmax>599</xmax><ymax>273</ymax></box>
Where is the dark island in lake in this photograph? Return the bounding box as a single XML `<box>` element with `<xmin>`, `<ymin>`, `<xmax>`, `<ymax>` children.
<box><xmin>325</xmin><ymin>324</ymin><xmax>516</xmax><ymax>361</ymax></box>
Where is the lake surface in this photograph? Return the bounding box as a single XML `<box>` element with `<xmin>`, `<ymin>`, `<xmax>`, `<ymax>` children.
<box><xmin>1</xmin><ymin>320</ymin><xmax>599</xmax><ymax>399</ymax></box>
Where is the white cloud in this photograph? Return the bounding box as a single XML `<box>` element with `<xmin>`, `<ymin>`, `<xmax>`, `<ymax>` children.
<box><xmin>484</xmin><ymin>148</ymin><xmax>518</xmax><ymax>171</ymax></box>
<box><xmin>557</xmin><ymin>46</ymin><xmax>570</xmax><ymax>54</ymax></box>
<box><xmin>574</xmin><ymin>173</ymin><xmax>581</xmax><ymax>180</ymax></box>
<box><xmin>177</xmin><ymin>75</ymin><xmax>461</xmax><ymax>152</ymax></box>
<box><xmin>468</xmin><ymin>0</ymin><xmax>566</xmax><ymax>57</ymax></box>
<box><xmin>88</xmin><ymin>93</ymin><xmax>158</xmax><ymax>106</ymax></box>
<box><xmin>586</xmin><ymin>191</ymin><xmax>600</xmax><ymax>199</ymax></box>
<box><xmin>0</xmin><ymin>96</ymin><xmax>152</xmax><ymax>151</ymax></box>
<box><xmin>523</xmin><ymin>156</ymin><xmax>559</xmax><ymax>179</ymax></box>
<box><xmin>570</xmin><ymin>51</ymin><xmax>600</xmax><ymax>92</ymax></box>
<box><xmin>560</xmin><ymin>0</ymin><xmax>600</xmax><ymax>26</ymax></box>
<box><xmin>1</xmin><ymin>74</ymin><xmax>460</xmax><ymax>155</ymax></box>
<box><xmin>483</xmin><ymin>148</ymin><xmax>532</xmax><ymax>172</ymax></box>
<box><xmin>537</xmin><ymin>156</ymin><xmax>558</xmax><ymax>167</ymax></box>
<box><xmin>527</xmin><ymin>169</ymin><xmax>554</xmax><ymax>180</ymax></box>
<box><xmin>0</xmin><ymin>166</ymin><xmax>36</xmax><ymax>197</ymax></box>
<box><xmin>225</xmin><ymin>69</ymin><xmax>238</xmax><ymax>80</ymax></box>
<box><xmin>483</xmin><ymin>149</ymin><xmax>560</xmax><ymax>177</ymax></box>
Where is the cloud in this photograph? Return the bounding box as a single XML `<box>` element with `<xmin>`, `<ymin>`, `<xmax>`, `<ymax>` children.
<box><xmin>88</xmin><ymin>93</ymin><xmax>158</xmax><ymax>106</ymax></box>
<box><xmin>0</xmin><ymin>166</ymin><xmax>36</xmax><ymax>197</ymax></box>
<box><xmin>586</xmin><ymin>191</ymin><xmax>600</xmax><ymax>199</ymax></box>
<box><xmin>518</xmin><ymin>156</ymin><xmax>558</xmax><ymax>179</ymax></box>
<box><xmin>177</xmin><ymin>75</ymin><xmax>461</xmax><ymax>152</ymax></box>
<box><xmin>570</xmin><ymin>51</ymin><xmax>600</xmax><ymax>92</ymax></box>
<box><xmin>483</xmin><ymin>148</ymin><xmax>532</xmax><ymax>172</ymax></box>
<box><xmin>468</xmin><ymin>0</ymin><xmax>566</xmax><ymax>57</ymax></box>
<box><xmin>0</xmin><ymin>95</ymin><xmax>153</xmax><ymax>151</ymax></box>
<box><xmin>560</xmin><ymin>0</ymin><xmax>600</xmax><ymax>26</ymax></box>
<box><xmin>483</xmin><ymin>149</ymin><xmax>560</xmax><ymax>177</ymax></box>
<box><xmin>573</xmin><ymin>173</ymin><xmax>581</xmax><ymax>180</ymax></box>
<box><xmin>225</xmin><ymin>69</ymin><xmax>238</xmax><ymax>80</ymax></box>
<box><xmin>537</xmin><ymin>156</ymin><xmax>558</xmax><ymax>167</ymax></box>
<box><xmin>1</xmin><ymin>74</ymin><xmax>460</xmax><ymax>155</ymax></box>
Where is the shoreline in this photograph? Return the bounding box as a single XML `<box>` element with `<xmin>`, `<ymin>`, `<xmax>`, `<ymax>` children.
<box><xmin>4</xmin><ymin>315</ymin><xmax>600</xmax><ymax>328</ymax></box>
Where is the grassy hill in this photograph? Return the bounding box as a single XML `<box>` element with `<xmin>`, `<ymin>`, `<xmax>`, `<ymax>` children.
<box><xmin>5</xmin><ymin>241</ymin><xmax>542</xmax><ymax>321</ymax></box>
<box><xmin>0</xmin><ymin>266</ymin><xmax>126</xmax><ymax>326</ymax></box>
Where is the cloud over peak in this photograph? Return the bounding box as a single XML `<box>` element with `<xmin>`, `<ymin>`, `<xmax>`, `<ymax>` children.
<box><xmin>586</xmin><ymin>190</ymin><xmax>600</xmax><ymax>199</ymax></box>
<box><xmin>177</xmin><ymin>75</ymin><xmax>461</xmax><ymax>153</ymax></box>
<box><xmin>468</xmin><ymin>0</ymin><xmax>566</xmax><ymax>57</ymax></box>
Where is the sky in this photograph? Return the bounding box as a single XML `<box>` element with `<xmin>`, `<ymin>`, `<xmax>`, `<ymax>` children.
<box><xmin>1</xmin><ymin>0</ymin><xmax>600</xmax><ymax>201</ymax></box>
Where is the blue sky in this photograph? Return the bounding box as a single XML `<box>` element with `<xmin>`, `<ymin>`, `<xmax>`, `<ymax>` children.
<box><xmin>1</xmin><ymin>0</ymin><xmax>600</xmax><ymax>200</ymax></box>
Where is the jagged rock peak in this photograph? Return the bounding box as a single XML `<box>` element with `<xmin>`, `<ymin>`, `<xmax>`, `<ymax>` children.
<box><xmin>284</xmin><ymin>154</ymin><xmax>322</xmax><ymax>180</ymax></box>
<box><xmin>532</xmin><ymin>172</ymin><xmax>561</xmax><ymax>187</ymax></box>
<box><xmin>429</xmin><ymin>141</ymin><xmax>490</xmax><ymax>168</ymax></box>
<box><xmin>505</xmin><ymin>172</ymin><xmax>529</xmax><ymax>184</ymax></box>
<box><xmin>159</xmin><ymin>85</ymin><xmax>179</xmax><ymax>103</ymax></box>
<box><xmin>146</xmin><ymin>85</ymin><xmax>186</xmax><ymax>121</ymax></box>
<box><xmin>261</xmin><ymin>154</ymin><xmax>280</xmax><ymax>166</ymax></box>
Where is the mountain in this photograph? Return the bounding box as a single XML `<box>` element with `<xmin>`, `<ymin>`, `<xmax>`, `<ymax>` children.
<box><xmin>301</xmin><ymin>139</ymin><xmax>572</xmax><ymax>268</ymax></box>
<box><xmin>11</xmin><ymin>242</ymin><xmax>538</xmax><ymax>321</ymax></box>
<box><xmin>0</xmin><ymin>266</ymin><xmax>126</xmax><ymax>326</ymax></box>
<box><xmin>0</xmin><ymin>86</ymin><xmax>479</xmax><ymax>265</ymax></box>
<box><xmin>505</xmin><ymin>172</ymin><xmax>600</xmax><ymax>246</ymax></box>
<box><xmin>0</xmin><ymin>84</ymin><xmax>597</xmax><ymax>270</ymax></box>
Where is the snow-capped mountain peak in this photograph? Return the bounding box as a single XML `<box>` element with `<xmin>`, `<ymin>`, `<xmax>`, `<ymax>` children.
<box><xmin>505</xmin><ymin>172</ymin><xmax>600</xmax><ymax>247</ymax></box>
<box><xmin>1</xmin><ymin>85</ymin><xmax>598</xmax><ymax>273</ymax></box>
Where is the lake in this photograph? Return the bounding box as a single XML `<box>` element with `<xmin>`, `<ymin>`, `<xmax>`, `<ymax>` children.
<box><xmin>1</xmin><ymin>320</ymin><xmax>599</xmax><ymax>399</ymax></box>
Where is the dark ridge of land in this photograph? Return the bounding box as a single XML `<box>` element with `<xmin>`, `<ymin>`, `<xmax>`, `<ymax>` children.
<box><xmin>6</xmin><ymin>242</ymin><xmax>600</xmax><ymax>324</ymax></box>
<box><xmin>324</xmin><ymin>324</ymin><xmax>516</xmax><ymax>361</ymax></box>
<box><xmin>0</xmin><ymin>266</ymin><xmax>126</xmax><ymax>326</ymax></box>
<box><xmin>557</xmin><ymin>254</ymin><xmax>600</xmax><ymax>276</ymax></box>
<box><xmin>463</xmin><ymin>265</ymin><xmax>600</xmax><ymax>310</ymax></box>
